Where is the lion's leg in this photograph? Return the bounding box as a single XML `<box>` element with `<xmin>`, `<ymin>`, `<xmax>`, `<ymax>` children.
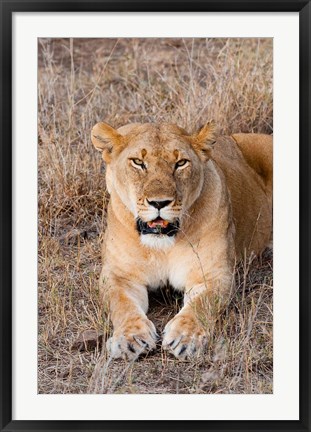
<box><xmin>162</xmin><ymin>272</ymin><xmax>234</xmax><ymax>359</ymax></box>
<box><xmin>100</xmin><ymin>271</ymin><xmax>158</xmax><ymax>360</ymax></box>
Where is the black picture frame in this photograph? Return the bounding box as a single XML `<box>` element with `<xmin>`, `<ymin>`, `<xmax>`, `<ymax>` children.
<box><xmin>1</xmin><ymin>1</ymin><xmax>310</xmax><ymax>431</ymax></box>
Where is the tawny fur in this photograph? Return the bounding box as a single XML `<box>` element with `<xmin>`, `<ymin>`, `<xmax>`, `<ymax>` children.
<box><xmin>91</xmin><ymin>122</ymin><xmax>273</xmax><ymax>360</ymax></box>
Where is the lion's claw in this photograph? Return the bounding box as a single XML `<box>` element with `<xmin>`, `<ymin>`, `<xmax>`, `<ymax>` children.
<box><xmin>107</xmin><ymin>318</ymin><xmax>157</xmax><ymax>360</ymax></box>
<box><xmin>162</xmin><ymin>314</ymin><xmax>208</xmax><ymax>359</ymax></box>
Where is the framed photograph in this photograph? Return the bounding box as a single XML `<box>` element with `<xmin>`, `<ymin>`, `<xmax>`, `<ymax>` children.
<box><xmin>1</xmin><ymin>0</ymin><xmax>310</xmax><ymax>431</ymax></box>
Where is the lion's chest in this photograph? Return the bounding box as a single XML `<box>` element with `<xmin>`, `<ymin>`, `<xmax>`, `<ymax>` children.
<box><xmin>145</xmin><ymin>250</ymin><xmax>189</xmax><ymax>292</ymax></box>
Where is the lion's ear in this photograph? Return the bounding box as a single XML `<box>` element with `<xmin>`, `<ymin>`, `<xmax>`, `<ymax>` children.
<box><xmin>191</xmin><ymin>122</ymin><xmax>216</xmax><ymax>160</ymax></box>
<box><xmin>91</xmin><ymin>122</ymin><xmax>123</xmax><ymax>163</ymax></box>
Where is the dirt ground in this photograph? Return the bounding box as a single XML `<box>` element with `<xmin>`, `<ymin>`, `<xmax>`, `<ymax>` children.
<box><xmin>38</xmin><ymin>38</ymin><xmax>273</xmax><ymax>394</ymax></box>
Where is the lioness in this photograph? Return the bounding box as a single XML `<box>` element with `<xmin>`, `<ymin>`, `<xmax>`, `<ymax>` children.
<box><xmin>91</xmin><ymin>122</ymin><xmax>272</xmax><ymax>360</ymax></box>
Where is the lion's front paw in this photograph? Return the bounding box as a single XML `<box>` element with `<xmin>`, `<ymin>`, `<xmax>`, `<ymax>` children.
<box><xmin>162</xmin><ymin>314</ymin><xmax>208</xmax><ymax>359</ymax></box>
<box><xmin>107</xmin><ymin>317</ymin><xmax>158</xmax><ymax>360</ymax></box>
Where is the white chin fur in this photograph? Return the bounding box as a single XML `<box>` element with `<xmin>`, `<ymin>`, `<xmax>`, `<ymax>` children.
<box><xmin>140</xmin><ymin>234</ymin><xmax>175</xmax><ymax>249</ymax></box>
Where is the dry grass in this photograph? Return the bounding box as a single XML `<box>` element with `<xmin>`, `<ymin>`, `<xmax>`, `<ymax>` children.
<box><xmin>38</xmin><ymin>37</ymin><xmax>273</xmax><ymax>394</ymax></box>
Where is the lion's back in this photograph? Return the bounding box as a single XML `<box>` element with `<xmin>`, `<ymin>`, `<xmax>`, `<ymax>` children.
<box><xmin>232</xmin><ymin>133</ymin><xmax>273</xmax><ymax>196</ymax></box>
<box><xmin>212</xmin><ymin>134</ymin><xmax>273</xmax><ymax>256</ymax></box>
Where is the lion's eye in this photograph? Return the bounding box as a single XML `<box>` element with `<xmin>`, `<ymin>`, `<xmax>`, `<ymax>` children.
<box><xmin>175</xmin><ymin>159</ymin><xmax>189</xmax><ymax>169</ymax></box>
<box><xmin>131</xmin><ymin>158</ymin><xmax>146</xmax><ymax>169</ymax></box>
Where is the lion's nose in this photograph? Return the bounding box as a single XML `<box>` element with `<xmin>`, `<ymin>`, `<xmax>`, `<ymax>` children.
<box><xmin>147</xmin><ymin>199</ymin><xmax>173</xmax><ymax>210</ymax></box>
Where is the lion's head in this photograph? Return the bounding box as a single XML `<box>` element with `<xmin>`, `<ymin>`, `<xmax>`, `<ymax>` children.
<box><xmin>91</xmin><ymin>122</ymin><xmax>215</xmax><ymax>249</ymax></box>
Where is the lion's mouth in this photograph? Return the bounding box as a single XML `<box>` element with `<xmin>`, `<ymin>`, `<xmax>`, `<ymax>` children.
<box><xmin>136</xmin><ymin>217</ymin><xmax>179</xmax><ymax>237</ymax></box>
